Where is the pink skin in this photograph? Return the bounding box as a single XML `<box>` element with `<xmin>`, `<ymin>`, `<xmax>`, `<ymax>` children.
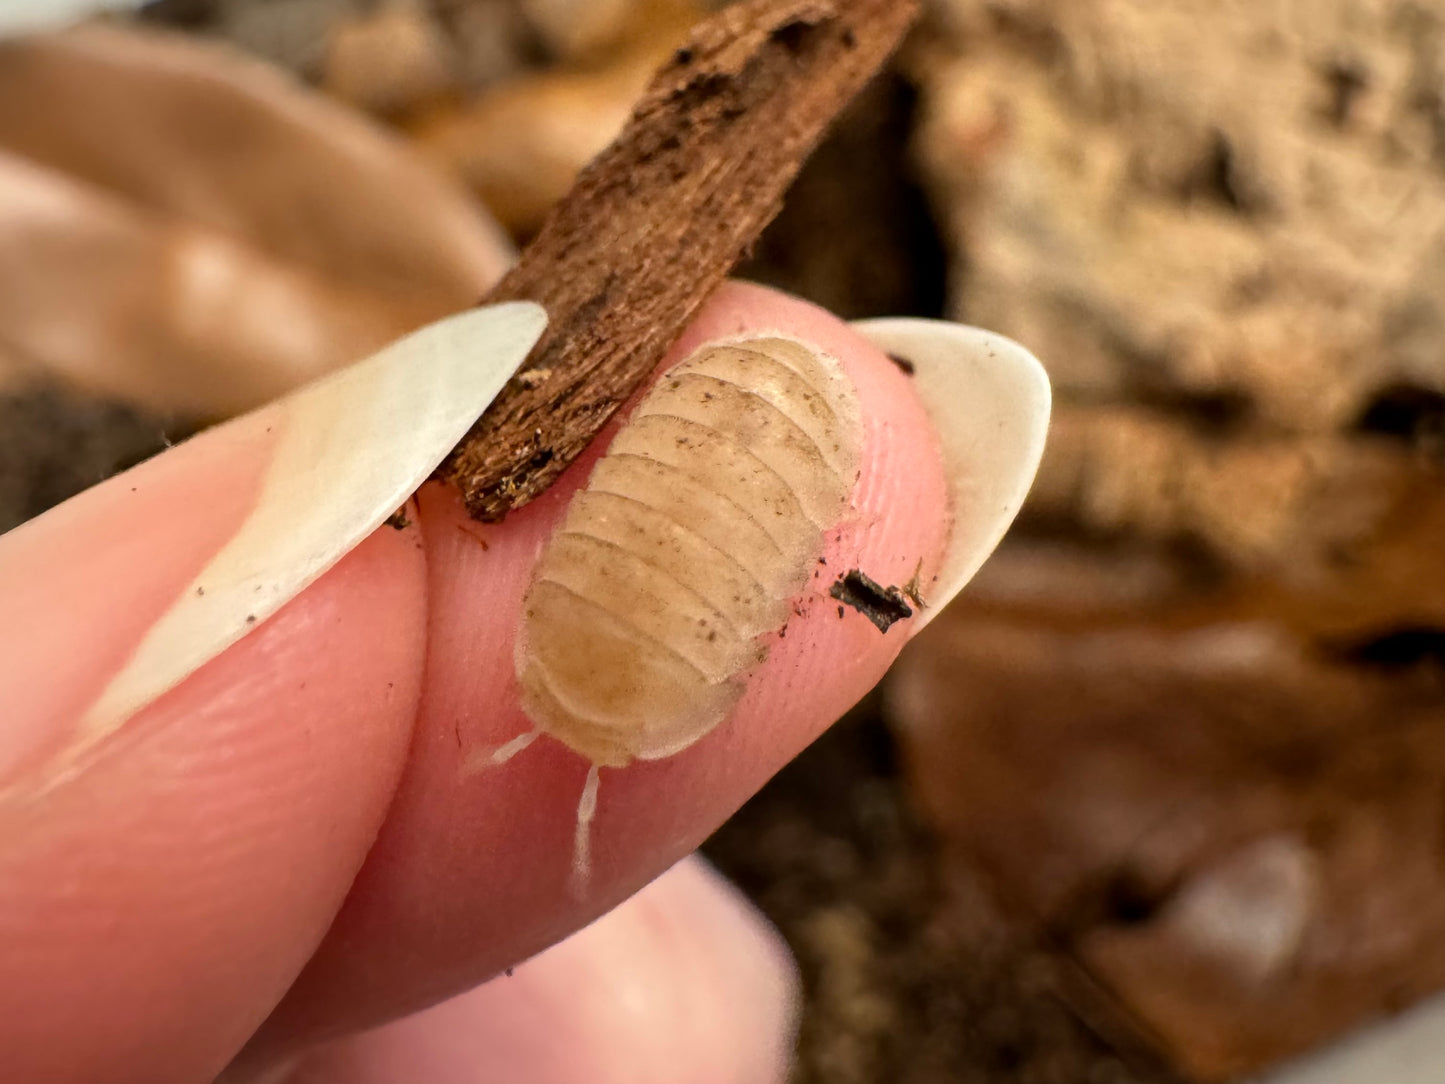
<box><xmin>290</xmin><ymin>859</ymin><xmax>798</xmax><ymax>1084</ymax></box>
<box><xmin>0</xmin><ymin>283</ymin><xmax>949</xmax><ymax>1084</ymax></box>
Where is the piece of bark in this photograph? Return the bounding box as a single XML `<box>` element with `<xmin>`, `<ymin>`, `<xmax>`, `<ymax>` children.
<box><xmin>1025</xmin><ymin>406</ymin><xmax>1420</xmax><ymax>578</ymax></box>
<box><xmin>439</xmin><ymin>0</ymin><xmax>921</xmax><ymax>522</ymax></box>
<box><xmin>912</xmin><ymin>0</ymin><xmax>1445</xmax><ymax>434</ymax></box>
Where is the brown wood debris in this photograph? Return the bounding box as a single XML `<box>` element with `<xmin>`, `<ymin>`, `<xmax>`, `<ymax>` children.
<box><xmin>830</xmin><ymin>569</ymin><xmax>914</xmax><ymax>633</ymax></box>
<box><xmin>437</xmin><ymin>0</ymin><xmax>921</xmax><ymax>522</ymax></box>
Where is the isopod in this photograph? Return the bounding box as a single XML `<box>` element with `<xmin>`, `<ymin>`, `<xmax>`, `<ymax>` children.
<box><xmin>487</xmin><ymin>334</ymin><xmax>862</xmax><ymax>890</ymax></box>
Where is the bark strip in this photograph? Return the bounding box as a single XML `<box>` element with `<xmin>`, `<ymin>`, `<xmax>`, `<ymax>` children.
<box><xmin>439</xmin><ymin>0</ymin><xmax>921</xmax><ymax>521</ymax></box>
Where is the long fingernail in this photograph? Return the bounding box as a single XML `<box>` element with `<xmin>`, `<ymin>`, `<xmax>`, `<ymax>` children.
<box><xmin>67</xmin><ymin>302</ymin><xmax>545</xmax><ymax>772</ymax></box>
<box><xmin>851</xmin><ymin>318</ymin><xmax>1051</xmax><ymax>628</ymax></box>
<box><xmin>1253</xmin><ymin>989</ymin><xmax>1445</xmax><ymax>1084</ymax></box>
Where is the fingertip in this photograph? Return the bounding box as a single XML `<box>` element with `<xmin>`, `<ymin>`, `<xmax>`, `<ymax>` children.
<box><xmin>0</xmin><ymin>520</ymin><xmax>429</xmax><ymax>1084</ymax></box>
<box><xmin>245</xmin><ymin>282</ymin><xmax>951</xmax><ymax>1060</ymax></box>
<box><xmin>288</xmin><ymin>858</ymin><xmax>797</xmax><ymax>1084</ymax></box>
<box><xmin>852</xmin><ymin>316</ymin><xmax>1051</xmax><ymax>625</ymax></box>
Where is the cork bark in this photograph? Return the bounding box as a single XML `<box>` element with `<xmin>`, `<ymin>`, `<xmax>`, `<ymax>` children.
<box><xmin>891</xmin><ymin>2</ymin><xmax>1445</xmax><ymax>1079</ymax></box>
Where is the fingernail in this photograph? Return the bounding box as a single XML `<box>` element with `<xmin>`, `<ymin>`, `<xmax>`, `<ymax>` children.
<box><xmin>66</xmin><ymin>302</ymin><xmax>546</xmax><ymax>772</ymax></box>
<box><xmin>851</xmin><ymin>318</ymin><xmax>1051</xmax><ymax>628</ymax></box>
<box><xmin>1252</xmin><ymin>989</ymin><xmax>1445</xmax><ymax>1084</ymax></box>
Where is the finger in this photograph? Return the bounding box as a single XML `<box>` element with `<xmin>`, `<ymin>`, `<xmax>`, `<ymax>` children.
<box><xmin>0</xmin><ymin>305</ymin><xmax>545</xmax><ymax>1084</ymax></box>
<box><xmin>0</xmin><ymin>283</ymin><xmax>1045</xmax><ymax>1084</ymax></box>
<box><xmin>239</xmin><ymin>280</ymin><xmax>1046</xmax><ymax>1067</ymax></box>
<box><xmin>288</xmin><ymin>857</ymin><xmax>798</xmax><ymax>1084</ymax></box>
<box><xmin>0</xmin><ymin>454</ymin><xmax>427</xmax><ymax>1084</ymax></box>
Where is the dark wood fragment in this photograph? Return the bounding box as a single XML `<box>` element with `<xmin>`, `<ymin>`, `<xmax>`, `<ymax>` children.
<box><xmin>438</xmin><ymin>0</ymin><xmax>921</xmax><ymax>521</ymax></box>
<box><xmin>830</xmin><ymin>569</ymin><xmax>914</xmax><ymax>632</ymax></box>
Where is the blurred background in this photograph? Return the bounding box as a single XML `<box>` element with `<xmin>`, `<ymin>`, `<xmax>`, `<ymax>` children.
<box><xmin>2</xmin><ymin>1</ymin><xmax>1444</xmax><ymax>1082</ymax></box>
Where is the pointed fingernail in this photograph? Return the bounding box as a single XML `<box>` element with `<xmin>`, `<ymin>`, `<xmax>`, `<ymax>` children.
<box><xmin>67</xmin><ymin>302</ymin><xmax>546</xmax><ymax>770</ymax></box>
<box><xmin>851</xmin><ymin>318</ymin><xmax>1051</xmax><ymax>629</ymax></box>
<box><xmin>1253</xmin><ymin>988</ymin><xmax>1445</xmax><ymax>1084</ymax></box>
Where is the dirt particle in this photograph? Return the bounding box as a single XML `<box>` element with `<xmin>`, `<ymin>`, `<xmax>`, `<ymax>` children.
<box><xmin>1321</xmin><ymin>57</ymin><xmax>1370</xmax><ymax>128</ymax></box>
<box><xmin>830</xmin><ymin>569</ymin><xmax>914</xmax><ymax>632</ymax></box>
<box><xmin>902</xmin><ymin>559</ymin><xmax>927</xmax><ymax>610</ymax></box>
<box><xmin>456</xmin><ymin>524</ymin><xmax>490</xmax><ymax>550</ymax></box>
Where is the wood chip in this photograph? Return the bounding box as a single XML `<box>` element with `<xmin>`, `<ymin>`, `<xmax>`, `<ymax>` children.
<box><xmin>439</xmin><ymin>0</ymin><xmax>921</xmax><ymax>521</ymax></box>
<box><xmin>830</xmin><ymin>569</ymin><xmax>914</xmax><ymax>632</ymax></box>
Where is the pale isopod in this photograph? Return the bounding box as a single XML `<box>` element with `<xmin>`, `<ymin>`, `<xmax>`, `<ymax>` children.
<box><xmin>486</xmin><ymin>334</ymin><xmax>863</xmax><ymax>890</ymax></box>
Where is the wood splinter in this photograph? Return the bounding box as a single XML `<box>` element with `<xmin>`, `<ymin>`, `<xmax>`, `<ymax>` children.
<box><xmin>437</xmin><ymin>0</ymin><xmax>922</xmax><ymax>522</ymax></box>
